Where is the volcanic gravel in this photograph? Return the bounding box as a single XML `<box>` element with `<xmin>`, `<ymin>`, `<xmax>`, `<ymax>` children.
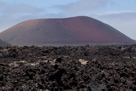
<box><xmin>0</xmin><ymin>45</ymin><xmax>136</xmax><ymax>91</ymax></box>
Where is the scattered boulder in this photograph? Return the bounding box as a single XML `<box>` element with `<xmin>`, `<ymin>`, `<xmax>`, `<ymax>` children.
<box><xmin>79</xmin><ymin>59</ymin><xmax>88</xmax><ymax>65</ymax></box>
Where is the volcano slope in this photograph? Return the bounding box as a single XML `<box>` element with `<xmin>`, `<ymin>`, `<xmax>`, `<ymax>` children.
<box><xmin>0</xmin><ymin>39</ymin><xmax>10</xmax><ymax>47</ymax></box>
<box><xmin>0</xmin><ymin>45</ymin><xmax>136</xmax><ymax>90</ymax></box>
<box><xmin>0</xmin><ymin>16</ymin><xmax>135</xmax><ymax>46</ymax></box>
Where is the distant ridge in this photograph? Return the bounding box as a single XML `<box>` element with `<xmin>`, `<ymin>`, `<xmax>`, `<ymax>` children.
<box><xmin>0</xmin><ymin>39</ymin><xmax>11</xmax><ymax>47</ymax></box>
<box><xmin>0</xmin><ymin>16</ymin><xmax>135</xmax><ymax>46</ymax></box>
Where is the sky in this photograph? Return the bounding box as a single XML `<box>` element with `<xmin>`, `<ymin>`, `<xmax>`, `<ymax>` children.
<box><xmin>0</xmin><ymin>0</ymin><xmax>136</xmax><ymax>39</ymax></box>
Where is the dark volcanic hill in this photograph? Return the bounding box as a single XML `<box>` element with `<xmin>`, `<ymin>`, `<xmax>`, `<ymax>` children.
<box><xmin>0</xmin><ymin>16</ymin><xmax>135</xmax><ymax>46</ymax></box>
<box><xmin>0</xmin><ymin>39</ymin><xmax>10</xmax><ymax>47</ymax></box>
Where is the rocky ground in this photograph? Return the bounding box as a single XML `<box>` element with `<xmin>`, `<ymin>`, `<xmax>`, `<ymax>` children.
<box><xmin>0</xmin><ymin>45</ymin><xmax>136</xmax><ymax>91</ymax></box>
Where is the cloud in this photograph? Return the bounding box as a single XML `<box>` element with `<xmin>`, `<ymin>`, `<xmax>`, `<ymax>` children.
<box><xmin>94</xmin><ymin>11</ymin><xmax>136</xmax><ymax>39</ymax></box>
<box><xmin>55</xmin><ymin>0</ymin><xmax>108</xmax><ymax>13</ymax></box>
<box><xmin>0</xmin><ymin>1</ymin><xmax>44</xmax><ymax>15</ymax></box>
<box><xmin>0</xmin><ymin>1</ymin><xmax>45</xmax><ymax>31</ymax></box>
<box><xmin>96</xmin><ymin>10</ymin><xmax>136</xmax><ymax>16</ymax></box>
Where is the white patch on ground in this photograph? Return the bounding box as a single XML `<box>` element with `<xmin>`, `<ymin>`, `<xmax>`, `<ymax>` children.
<box><xmin>49</xmin><ymin>59</ymin><xmax>56</xmax><ymax>66</ymax></box>
<box><xmin>123</xmin><ymin>56</ymin><xmax>130</xmax><ymax>59</ymax></box>
<box><xmin>8</xmin><ymin>59</ymin><xmax>49</xmax><ymax>67</ymax></box>
<box><xmin>79</xmin><ymin>59</ymin><xmax>88</xmax><ymax>65</ymax></box>
<box><xmin>92</xmin><ymin>58</ymin><xmax>96</xmax><ymax>62</ymax></box>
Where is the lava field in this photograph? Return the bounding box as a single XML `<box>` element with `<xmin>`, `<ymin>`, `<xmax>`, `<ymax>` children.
<box><xmin>0</xmin><ymin>45</ymin><xmax>136</xmax><ymax>91</ymax></box>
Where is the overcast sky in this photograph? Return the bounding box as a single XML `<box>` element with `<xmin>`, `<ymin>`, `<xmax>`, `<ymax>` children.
<box><xmin>0</xmin><ymin>0</ymin><xmax>136</xmax><ymax>39</ymax></box>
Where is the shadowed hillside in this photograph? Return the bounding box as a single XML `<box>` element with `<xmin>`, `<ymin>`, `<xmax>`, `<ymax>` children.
<box><xmin>0</xmin><ymin>39</ymin><xmax>10</xmax><ymax>47</ymax></box>
<box><xmin>0</xmin><ymin>16</ymin><xmax>135</xmax><ymax>46</ymax></box>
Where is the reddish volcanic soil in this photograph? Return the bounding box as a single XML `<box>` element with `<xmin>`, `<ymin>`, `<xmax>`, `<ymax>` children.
<box><xmin>0</xmin><ymin>16</ymin><xmax>135</xmax><ymax>46</ymax></box>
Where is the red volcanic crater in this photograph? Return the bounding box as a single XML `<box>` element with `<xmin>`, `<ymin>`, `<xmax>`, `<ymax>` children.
<box><xmin>0</xmin><ymin>16</ymin><xmax>135</xmax><ymax>46</ymax></box>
